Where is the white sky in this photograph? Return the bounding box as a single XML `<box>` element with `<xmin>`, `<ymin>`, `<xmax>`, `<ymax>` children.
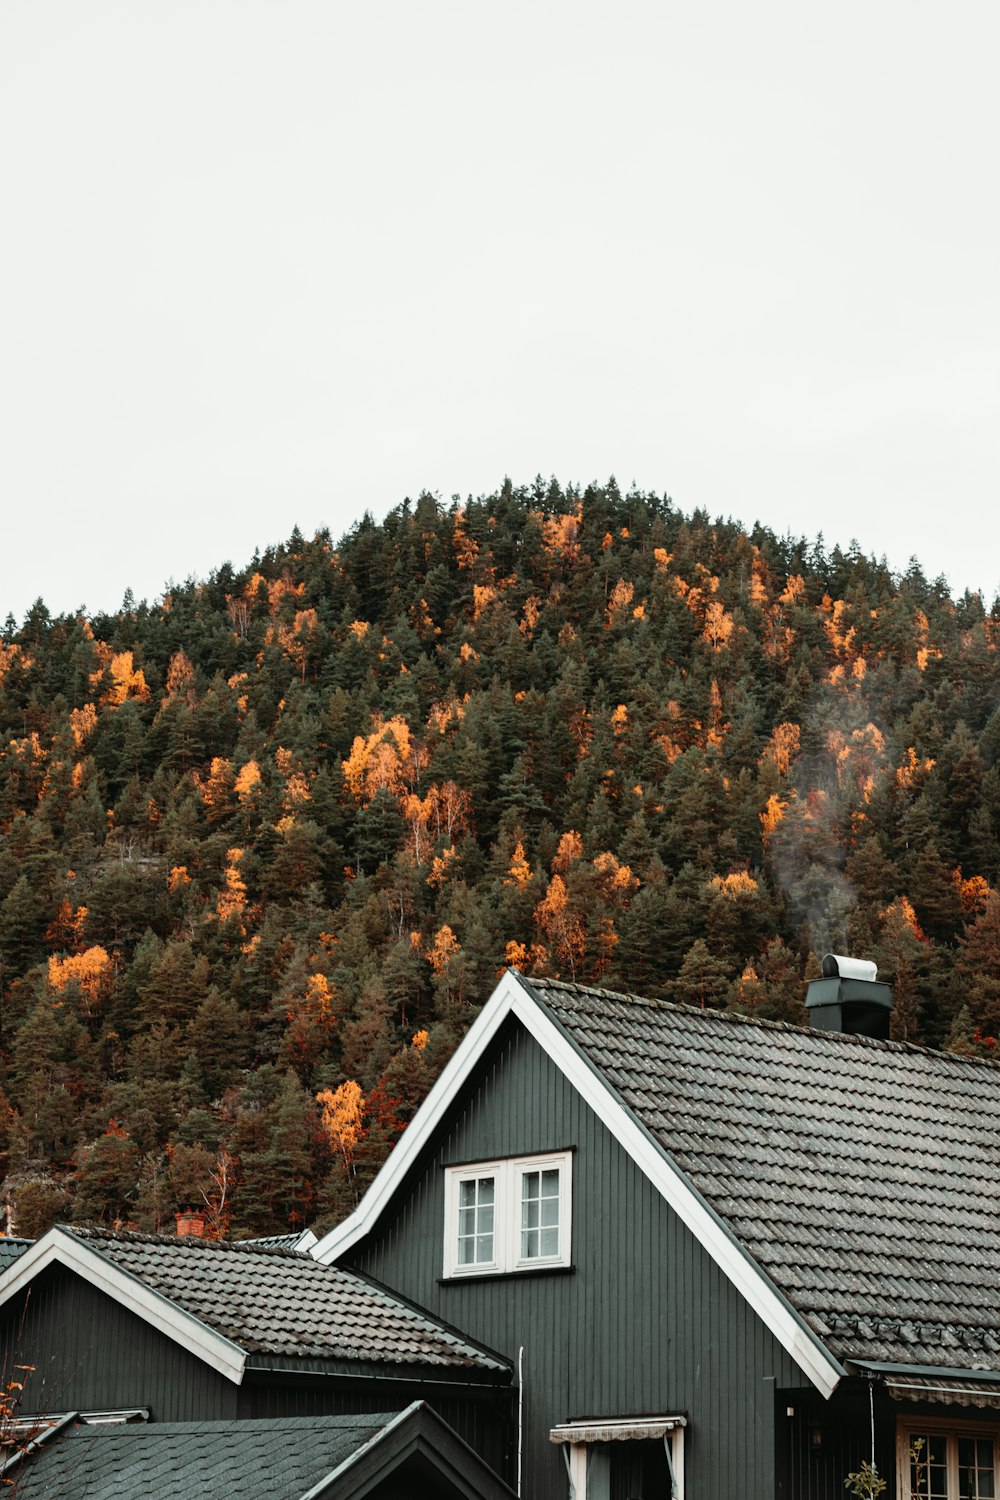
<box><xmin>3</xmin><ymin>1</ymin><xmax>998</xmax><ymax>622</ymax></box>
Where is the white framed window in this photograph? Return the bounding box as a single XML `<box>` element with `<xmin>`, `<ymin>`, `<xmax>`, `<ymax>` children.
<box><xmin>443</xmin><ymin>1151</ymin><xmax>573</xmax><ymax>1278</ymax></box>
<box><xmin>897</xmin><ymin>1417</ymin><xmax>1000</xmax><ymax>1499</ymax></box>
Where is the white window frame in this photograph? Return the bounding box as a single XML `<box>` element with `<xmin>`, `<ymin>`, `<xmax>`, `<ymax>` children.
<box><xmin>896</xmin><ymin>1414</ymin><xmax>1000</xmax><ymax>1500</ymax></box>
<box><xmin>442</xmin><ymin>1150</ymin><xmax>573</xmax><ymax>1278</ymax></box>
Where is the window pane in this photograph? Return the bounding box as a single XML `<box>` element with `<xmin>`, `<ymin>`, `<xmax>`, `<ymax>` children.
<box><xmin>959</xmin><ymin>1435</ymin><xmax>996</xmax><ymax>1499</ymax></box>
<box><xmin>909</xmin><ymin>1434</ymin><xmax>949</xmax><ymax>1500</ymax></box>
<box><xmin>520</xmin><ymin>1163</ymin><xmax>560</xmax><ymax>1260</ymax></box>
<box><xmin>455</xmin><ymin>1175</ymin><xmax>495</xmax><ymax>1268</ymax></box>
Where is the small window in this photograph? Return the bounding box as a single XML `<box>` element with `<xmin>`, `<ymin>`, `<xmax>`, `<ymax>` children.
<box><xmin>443</xmin><ymin>1152</ymin><xmax>572</xmax><ymax>1278</ymax></box>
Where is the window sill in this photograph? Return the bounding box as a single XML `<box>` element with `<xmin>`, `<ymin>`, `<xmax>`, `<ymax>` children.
<box><xmin>438</xmin><ymin>1264</ymin><xmax>576</xmax><ymax>1286</ymax></box>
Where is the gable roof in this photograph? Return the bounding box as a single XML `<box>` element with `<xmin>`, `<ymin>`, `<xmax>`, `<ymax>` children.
<box><xmin>0</xmin><ymin>1227</ymin><xmax>509</xmax><ymax>1385</ymax></box>
<box><xmin>522</xmin><ymin>977</ymin><xmax>1000</xmax><ymax>1375</ymax></box>
<box><xmin>314</xmin><ymin>968</ymin><xmax>1000</xmax><ymax>1397</ymax></box>
<box><xmin>4</xmin><ymin>1405</ymin><xmax>518</xmax><ymax>1500</ymax></box>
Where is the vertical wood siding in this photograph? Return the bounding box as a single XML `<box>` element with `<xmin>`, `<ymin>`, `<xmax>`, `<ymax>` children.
<box><xmin>775</xmin><ymin>1385</ymin><xmax>896</xmax><ymax>1499</ymax></box>
<box><xmin>237</xmin><ymin>1379</ymin><xmax>510</xmax><ymax>1474</ymax></box>
<box><xmin>0</xmin><ymin>1266</ymin><xmax>237</xmax><ymax>1421</ymax></box>
<box><xmin>348</xmin><ymin>1019</ymin><xmax>809</xmax><ymax>1500</ymax></box>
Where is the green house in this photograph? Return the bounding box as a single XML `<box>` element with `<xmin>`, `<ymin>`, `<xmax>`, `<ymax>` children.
<box><xmin>312</xmin><ymin>968</ymin><xmax>1000</xmax><ymax>1499</ymax></box>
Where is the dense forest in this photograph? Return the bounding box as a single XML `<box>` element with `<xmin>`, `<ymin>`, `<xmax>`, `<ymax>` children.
<box><xmin>1</xmin><ymin>479</ymin><xmax>999</xmax><ymax>1241</ymax></box>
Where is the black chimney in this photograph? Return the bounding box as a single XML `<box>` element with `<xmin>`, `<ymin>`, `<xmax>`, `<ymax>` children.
<box><xmin>805</xmin><ymin>954</ymin><xmax>894</xmax><ymax>1040</ymax></box>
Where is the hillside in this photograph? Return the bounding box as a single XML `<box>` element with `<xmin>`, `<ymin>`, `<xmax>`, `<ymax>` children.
<box><xmin>2</xmin><ymin>479</ymin><xmax>999</xmax><ymax>1238</ymax></box>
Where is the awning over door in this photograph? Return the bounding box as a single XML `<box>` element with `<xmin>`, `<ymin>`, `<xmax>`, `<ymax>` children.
<box><xmin>550</xmin><ymin>1416</ymin><xmax>687</xmax><ymax>1444</ymax></box>
<box><xmin>886</xmin><ymin>1375</ymin><xmax>1000</xmax><ymax>1410</ymax></box>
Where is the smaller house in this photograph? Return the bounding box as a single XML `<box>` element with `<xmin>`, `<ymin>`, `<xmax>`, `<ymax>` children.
<box><xmin>0</xmin><ymin>1227</ymin><xmax>515</xmax><ymax>1495</ymax></box>
<box><xmin>2</xmin><ymin>1404</ymin><xmax>515</xmax><ymax>1499</ymax></box>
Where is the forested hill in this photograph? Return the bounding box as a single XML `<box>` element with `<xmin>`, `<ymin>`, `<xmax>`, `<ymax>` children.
<box><xmin>2</xmin><ymin>479</ymin><xmax>999</xmax><ymax>1240</ymax></box>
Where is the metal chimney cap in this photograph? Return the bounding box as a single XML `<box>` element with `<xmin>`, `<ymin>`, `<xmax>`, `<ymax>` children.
<box><xmin>822</xmin><ymin>953</ymin><xmax>878</xmax><ymax>983</ymax></box>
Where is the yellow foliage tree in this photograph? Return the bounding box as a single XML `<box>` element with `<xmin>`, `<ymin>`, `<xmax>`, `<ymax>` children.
<box><xmin>102</xmin><ymin>651</ymin><xmax>150</xmax><ymax>708</ymax></box>
<box><xmin>342</xmin><ymin>717</ymin><xmax>424</xmax><ymax>805</ymax></box>
<box><xmin>234</xmin><ymin>760</ymin><xmax>263</xmax><ymax>802</ymax></box>
<box><xmin>317</xmin><ymin>1081</ymin><xmax>365</xmax><ymax>1172</ymax></box>
<box><xmin>605</xmin><ymin>580</ymin><xmax>635</xmax><ymax>628</ymax></box>
<box><xmin>534</xmin><ymin>875</ymin><xmax>586</xmax><ymax>977</ymax></box>
<box><xmin>552</xmin><ymin>831</ymin><xmax>584</xmax><ymax>873</ymax></box>
<box><xmin>165</xmin><ymin>650</ymin><xmax>195</xmax><ymax>699</ymax></box>
<box><xmin>48</xmin><ymin>946</ymin><xmax>113</xmax><ymax>1011</ymax></box>
<box><xmin>760</xmin><ymin>722</ymin><xmax>801</xmax><ymax>778</ymax></box>
<box><xmin>217</xmin><ymin>849</ymin><xmax>247</xmax><ymax>928</ymax></box>
<box><xmin>69</xmin><ymin>704</ymin><xmax>97</xmax><ymax>749</ymax></box>
<box><xmin>504</xmin><ymin>841</ymin><xmax>532</xmax><ymax>889</ymax></box>
<box><xmin>702</xmin><ymin>599</ymin><xmax>735</xmax><ymax>651</ymax></box>
<box><xmin>427</xmin><ymin>925</ymin><xmax>461</xmax><ymax>974</ymax></box>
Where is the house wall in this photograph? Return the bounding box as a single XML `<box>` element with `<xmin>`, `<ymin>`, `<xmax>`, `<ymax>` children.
<box><xmin>238</xmin><ymin>1374</ymin><xmax>511</xmax><ymax>1475</ymax></box>
<box><xmin>0</xmin><ymin>1265</ymin><xmax>510</xmax><ymax>1472</ymax></box>
<box><xmin>775</xmin><ymin>1383</ymin><xmax>894</xmax><ymax>1499</ymax></box>
<box><xmin>345</xmin><ymin>1018</ymin><xmax>811</xmax><ymax>1500</ymax></box>
<box><xmin>0</xmin><ymin>1265</ymin><xmax>237</xmax><ymax>1421</ymax></box>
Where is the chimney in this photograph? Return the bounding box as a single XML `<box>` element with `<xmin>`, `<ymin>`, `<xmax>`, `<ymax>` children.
<box><xmin>175</xmin><ymin>1209</ymin><xmax>205</xmax><ymax>1238</ymax></box>
<box><xmin>805</xmin><ymin>954</ymin><xmax>894</xmax><ymax>1040</ymax></box>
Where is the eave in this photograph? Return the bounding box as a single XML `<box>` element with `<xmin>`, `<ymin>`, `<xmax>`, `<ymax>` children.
<box><xmin>0</xmin><ymin>1227</ymin><xmax>247</xmax><ymax>1384</ymax></box>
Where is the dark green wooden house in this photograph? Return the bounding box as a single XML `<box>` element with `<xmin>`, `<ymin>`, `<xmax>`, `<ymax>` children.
<box><xmin>311</xmin><ymin>966</ymin><xmax>1000</xmax><ymax>1500</ymax></box>
<box><xmin>0</xmin><ymin>1226</ymin><xmax>515</xmax><ymax>1497</ymax></box>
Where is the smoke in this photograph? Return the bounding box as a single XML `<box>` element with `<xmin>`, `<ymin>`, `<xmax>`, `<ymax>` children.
<box><xmin>767</xmin><ymin>691</ymin><xmax>892</xmax><ymax>958</ymax></box>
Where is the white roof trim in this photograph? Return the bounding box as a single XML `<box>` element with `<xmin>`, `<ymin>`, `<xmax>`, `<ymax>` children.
<box><xmin>301</xmin><ymin>1401</ymin><xmax>423</xmax><ymax>1498</ymax></box>
<box><xmin>0</xmin><ymin>1229</ymin><xmax>247</xmax><ymax>1385</ymax></box>
<box><xmin>311</xmin><ymin>970</ymin><xmax>524</xmax><ymax>1265</ymax></box>
<box><xmin>312</xmin><ymin>971</ymin><xmax>844</xmax><ymax>1399</ymax></box>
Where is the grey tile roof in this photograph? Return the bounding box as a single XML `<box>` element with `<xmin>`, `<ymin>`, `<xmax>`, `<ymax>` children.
<box><xmin>521</xmin><ymin>974</ymin><xmax>1000</xmax><ymax>1372</ymax></box>
<box><xmin>236</xmin><ymin>1231</ymin><xmax>310</xmax><ymax>1252</ymax></box>
<box><xmin>65</xmin><ymin>1228</ymin><xmax>508</xmax><ymax>1374</ymax></box>
<box><xmin>10</xmin><ymin>1413</ymin><xmax>398</xmax><ymax>1500</ymax></box>
<box><xmin>0</xmin><ymin>1238</ymin><xmax>31</xmax><ymax>1273</ymax></box>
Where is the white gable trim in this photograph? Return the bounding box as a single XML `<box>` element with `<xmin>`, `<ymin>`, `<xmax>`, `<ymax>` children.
<box><xmin>312</xmin><ymin>970</ymin><xmax>523</xmax><ymax>1264</ymax></box>
<box><xmin>312</xmin><ymin>971</ymin><xmax>845</xmax><ymax>1399</ymax></box>
<box><xmin>0</xmin><ymin>1229</ymin><xmax>247</xmax><ymax>1385</ymax></box>
<box><xmin>305</xmin><ymin>1401</ymin><xmax>423</xmax><ymax>1496</ymax></box>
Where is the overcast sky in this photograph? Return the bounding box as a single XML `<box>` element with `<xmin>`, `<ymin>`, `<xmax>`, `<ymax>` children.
<box><xmin>3</xmin><ymin>1</ymin><xmax>998</xmax><ymax>623</ymax></box>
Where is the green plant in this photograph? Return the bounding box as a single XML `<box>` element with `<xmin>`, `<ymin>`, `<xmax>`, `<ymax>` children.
<box><xmin>844</xmin><ymin>1460</ymin><xmax>887</xmax><ymax>1499</ymax></box>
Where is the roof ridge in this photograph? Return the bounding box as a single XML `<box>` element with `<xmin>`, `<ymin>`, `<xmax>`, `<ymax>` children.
<box><xmin>522</xmin><ymin>973</ymin><xmax>1000</xmax><ymax>1072</ymax></box>
<box><xmin>64</xmin><ymin>1226</ymin><xmax>306</xmax><ymax>1258</ymax></box>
